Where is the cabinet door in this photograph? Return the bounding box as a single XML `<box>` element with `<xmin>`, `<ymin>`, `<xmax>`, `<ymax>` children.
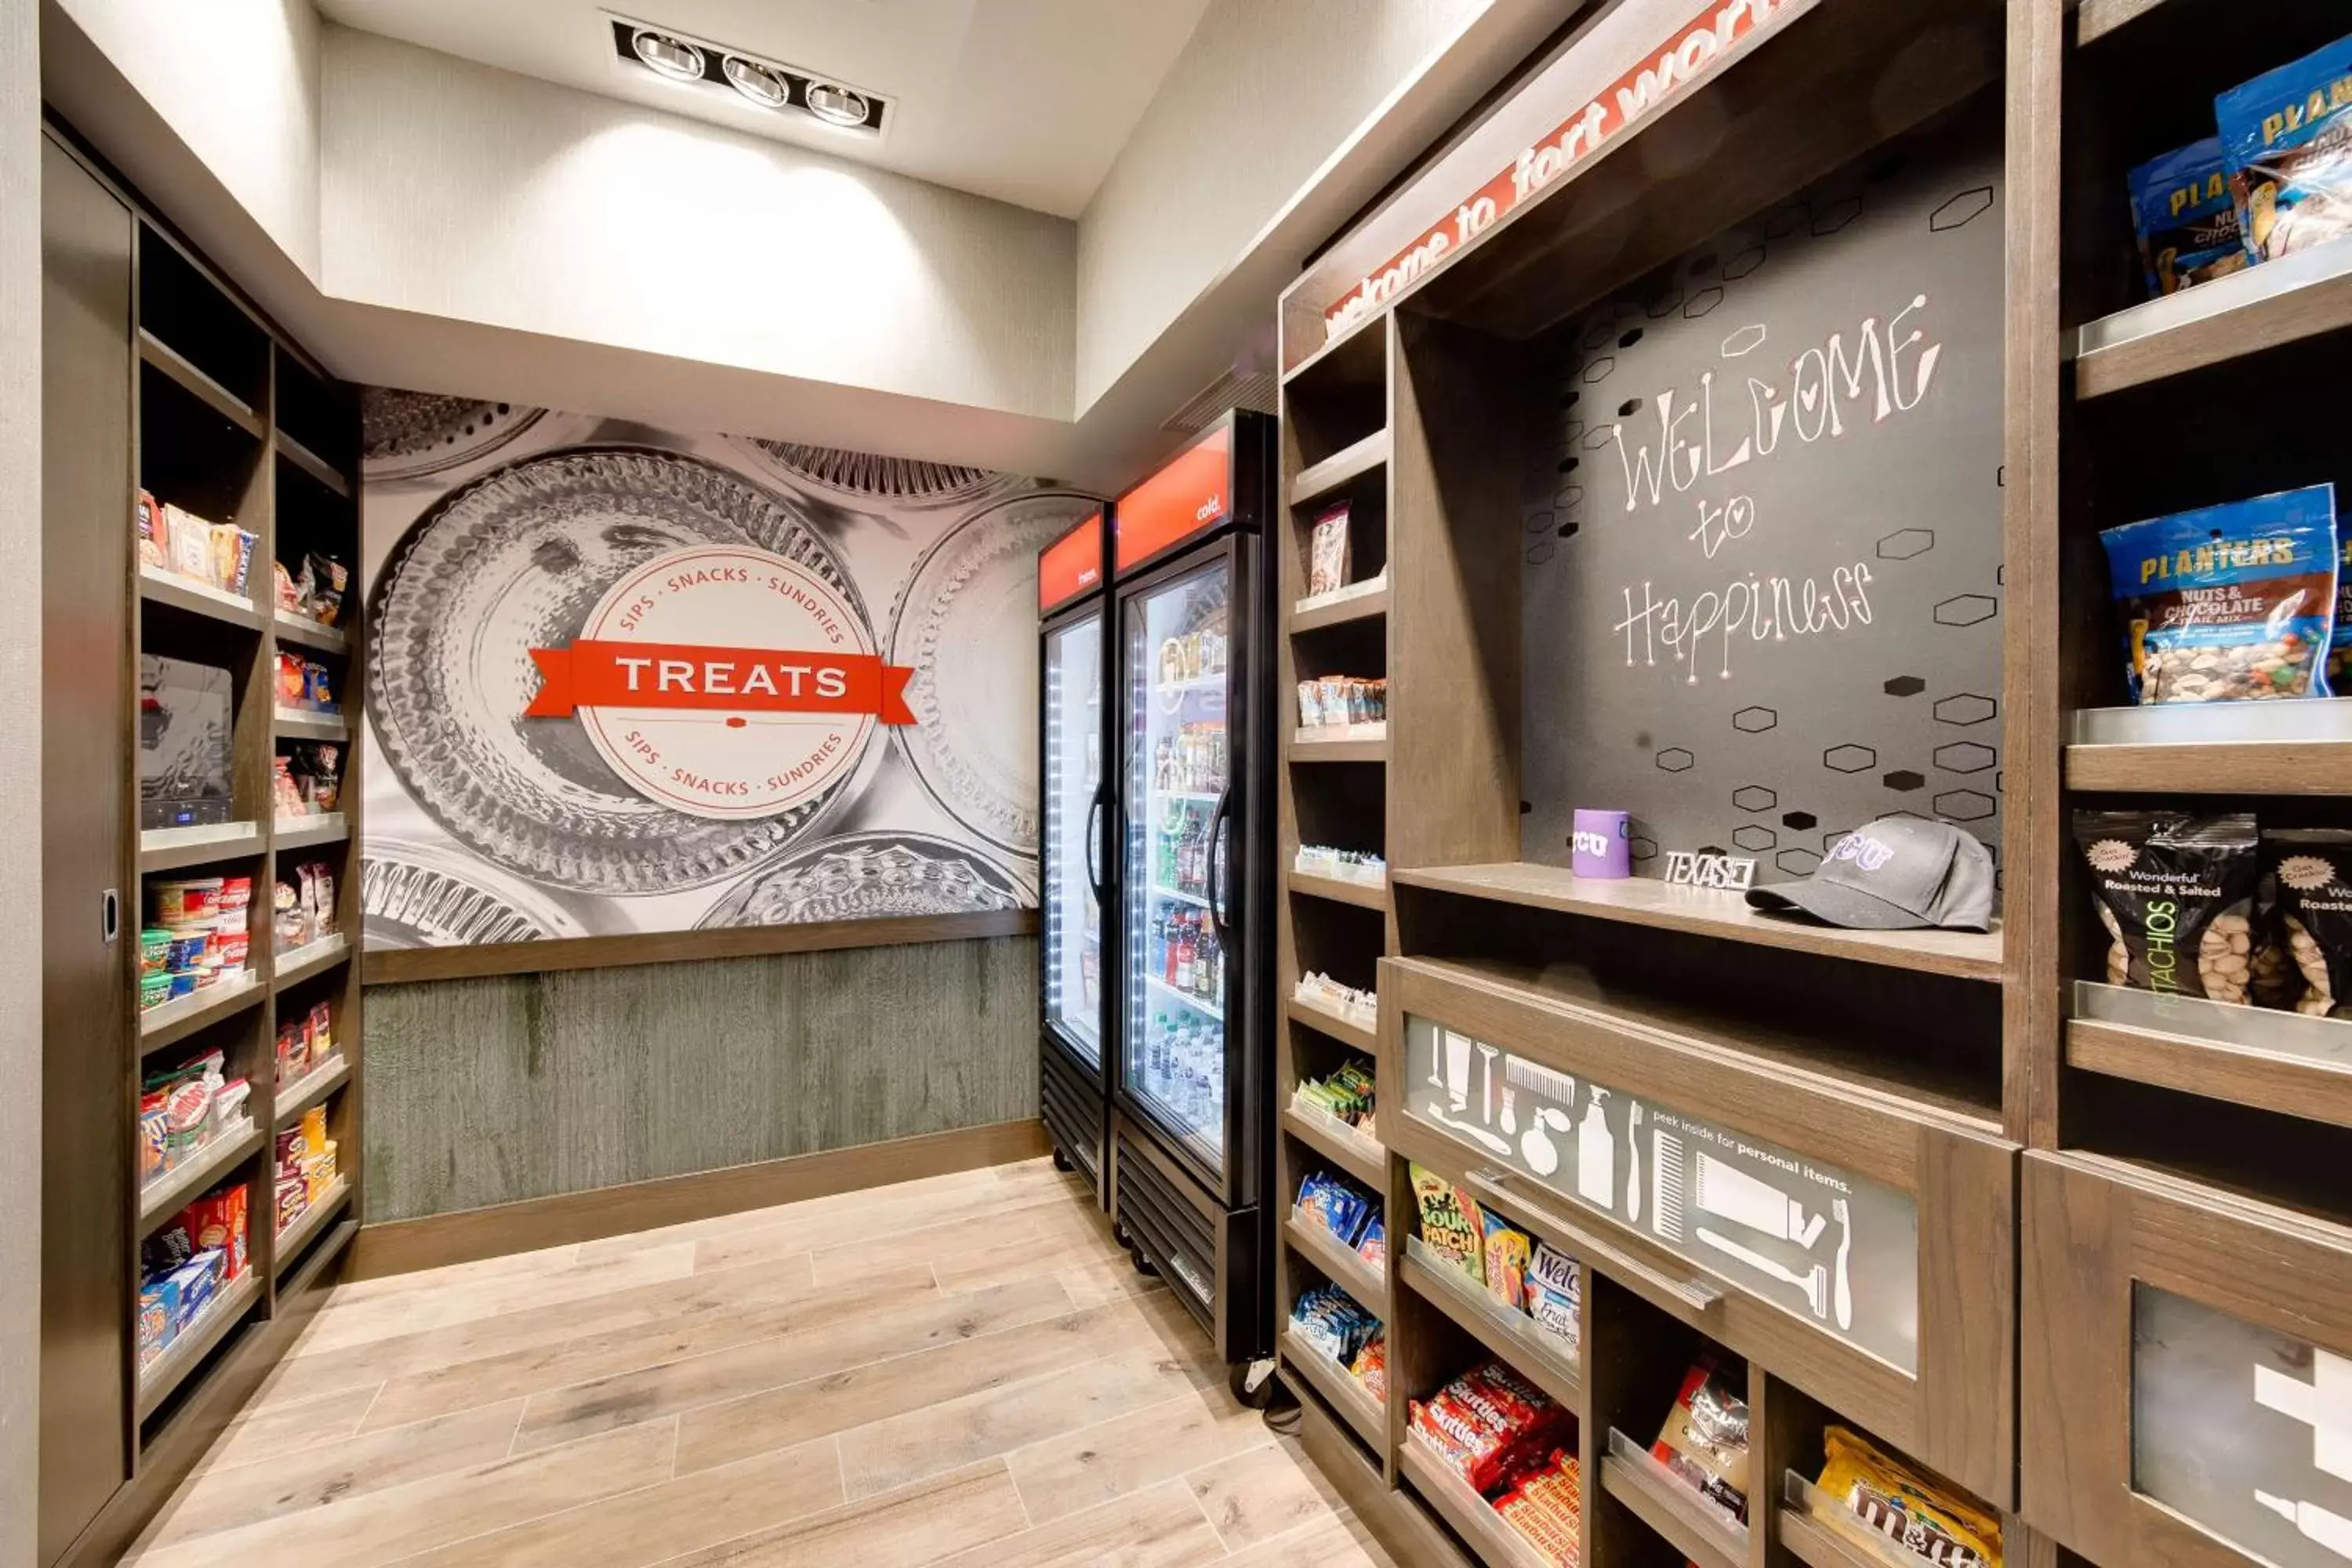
<box><xmin>2024</xmin><ymin>1151</ymin><xmax>2352</xmax><ymax>1568</ymax></box>
<box><xmin>40</xmin><ymin>133</ymin><xmax>133</xmax><ymax>1565</ymax></box>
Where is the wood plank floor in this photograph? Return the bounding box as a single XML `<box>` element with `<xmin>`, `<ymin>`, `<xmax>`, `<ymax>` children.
<box><xmin>124</xmin><ymin>1157</ymin><xmax>1397</xmax><ymax>1568</ymax></box>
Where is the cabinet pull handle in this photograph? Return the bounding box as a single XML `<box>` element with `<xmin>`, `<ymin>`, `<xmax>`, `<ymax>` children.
<box><xmin>1465</xmin><ymin>1165</ymin><xmax>1723</xmax><ymax>1314</ymax></box>
<box><xmin>101</xmin><ymin>887</ymin><xmax>121</xmax><ymax>944</ymax></box>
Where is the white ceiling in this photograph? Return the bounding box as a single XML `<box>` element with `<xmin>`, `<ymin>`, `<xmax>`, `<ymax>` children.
<box><xmin>314</xmin><ymin>0</ymin><xmax>1214</xmax><ymax>218</ymax></box>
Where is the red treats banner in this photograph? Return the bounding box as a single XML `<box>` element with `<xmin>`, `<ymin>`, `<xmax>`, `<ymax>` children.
<box><xmin>525</xmin><ymin>641</ymin><xmax>916</xmax><ymax>724</ymax></box>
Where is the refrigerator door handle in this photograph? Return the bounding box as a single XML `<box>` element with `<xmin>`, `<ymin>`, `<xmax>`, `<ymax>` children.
<box><xmin>1204</xmin><ymin>785</ymin><xmax>1232</xmax><ymax>942</ymax></box>
<box><xmin>1084</xmin><ymin>783</ymin><xmax>1109</xmax><ymax>900</ymax></box>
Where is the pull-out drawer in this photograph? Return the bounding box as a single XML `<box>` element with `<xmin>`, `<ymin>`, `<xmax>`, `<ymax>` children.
<box><xmin>1378</xmin><ymin>955</ymin><xmax>2017</xmax><ymax>1506</ymax></box>
<box><xmin>2024</xmin><ymin>1151</ymin><xmax>2352</xmax><ymax>1568</ymax></box>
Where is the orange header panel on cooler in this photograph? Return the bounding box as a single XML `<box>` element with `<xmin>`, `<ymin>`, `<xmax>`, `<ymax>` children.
<box><xmin>1038</xmin><ymin>511</ymin><xmax>1105</xmax><ymax>613</ymax></box>
<box><xmin>1114</xmin><ymin>424</ymin><xmax>1233</xmax><ymax>575</ymax></box>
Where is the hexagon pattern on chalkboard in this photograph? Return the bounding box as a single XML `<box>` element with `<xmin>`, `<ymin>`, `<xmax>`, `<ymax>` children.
<box><xmin>1519</xmin><ymin>112</ymin><xmax>2005</xmax><ymax>889</ymax></box>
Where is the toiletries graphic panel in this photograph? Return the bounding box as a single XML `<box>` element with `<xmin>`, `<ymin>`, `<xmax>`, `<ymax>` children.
<box><xmin>1404</xmin><ymin>1012</ymin><xmax>1919</xmax><ymax>1371</ymax></box>
<box><xmin>2135</xmin><ymin>1287</ymin><xmax>2352</xmax><ymax>1568</ymax></box>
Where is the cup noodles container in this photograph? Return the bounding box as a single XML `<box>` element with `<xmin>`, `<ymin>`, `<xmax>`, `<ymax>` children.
<box><xmin>150</xmin><ymin>877</ymin><xmax>223</xmax><ymax>929</ymax></box>
<box><xmin>1570</xmin><ymin>809</ymin><xmax>1633</xmax><ymax>879</ymax></box>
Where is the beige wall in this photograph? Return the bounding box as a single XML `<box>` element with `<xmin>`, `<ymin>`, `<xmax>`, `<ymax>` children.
<box><xmin>1</xmin><ymin>0</ymin><xmax>42</xmax><ymax>1555</ymax></box>
<box><xmin>318</xmin><ymin>27</ymin><xmax>1076</xmax><ymax>422</ymax></box>
<box><xmin>1073</xmin><ymin>0</ymin><xmax>1490</xmax><ymax>412</ymax></box>
<box><xmin>53</xmin><ymin>0</ymin><xmax>321</xmax><ymax>274</ymax></box>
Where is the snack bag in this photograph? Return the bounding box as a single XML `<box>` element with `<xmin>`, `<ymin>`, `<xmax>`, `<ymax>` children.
<box><xmin>1309</xmin><ymin>503</ymin><xmax>1351</xmax><ymax>597</ymax></box>
<box><xmin>1494</xmin><ymin>1452</ymin><xmax>1583</xmax><ymax>1568</ymax></box>
<box><xmin>1348</xmin><ymin>1331</ymin><xmax>1388</xmax><ymax>1403</ymax></box>
<box><xmin>2267</xmin><ymin>829</ymin><xmax>2352</xmax><ymax>1017</ymax></box>
<box><xmin>1408</xmin><ymin>1359</ymin><xmax>1573</xmax><ymax>1494</ymax></box>
<box><xmin>2101</xmin><ymin>486</ymin><xmax>2337</xmax><ymax>704</ymax></box>
<box><xmin>306</xmin><ymin>553</ymin><xmax>350</xmax><ymax>626</ymax></box>
<box><xmin>1290</xmin><ymin>1283</ymin><xmax>1377</xmax><ymax>1363</ymax></box>
<box><xmin>1412</xmin><ymin>1163</ymin><xmax>1485</xmax><ymax>1284</ymax></box>
<box><xmin>1653</xmin><ymin>1360</ymin><xmax>1751</xmax><ymax>1524</ymax></box>
<box><xmin>277</xmin><ymin>651</ymin><xmax>310</xmax><ymax>707</ymax></box>
<box><xmin>2074</xmin><ymin>811</ymin><xmax>2263</xmax><ymax>1004</ymax></box>
<box><xmin>1482</xmin><ymin>1211</ymin><xmax>1532</xmax><ymax>1312</ymax></box>
<box><xmin>2128</xmin><ymin>138</ymin><xmax>2247</xmax><ymax>296</ymax></box>
<box><xmin>2220</xmin><ymin>31</ymin><xmax>2352</xmax><ymax>263</ymax></box>
<box><xmin>1815</xmin><ymin>1425</ymin><xmax>2002</xmax><ymax>1568</ymax></box>
<box><xmin>1298</xmin><ymin>1171</ymin><xmax>1371</xmax><ymax>1247</ymax></box>
<box><xmin>136</xmin><ymin>492</ymin><xmax>169</xmax><ymax>569</ymax></box>
<box><xmin>1356</xmin><ymin>1214</ymin><xmax>1386</xmax><ymax>1269</ymax></box>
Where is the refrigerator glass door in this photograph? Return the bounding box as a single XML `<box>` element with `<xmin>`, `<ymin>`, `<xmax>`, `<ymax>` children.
<box><xmin>1120</xmin><ymin>557</ymin><xmax>1233</xmax><ymax>1184</ymax></box>
<box><xmin>1042</xmin><ymin>612</ymin><xmax>1105</xmax><ymax>1067</ymax></box>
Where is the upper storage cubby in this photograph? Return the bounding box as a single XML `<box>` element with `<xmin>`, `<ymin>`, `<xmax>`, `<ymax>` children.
<box><xmin>137</xmin><ymin>225</ymin><xmax>269</xmax><ymax>417</ymax></box>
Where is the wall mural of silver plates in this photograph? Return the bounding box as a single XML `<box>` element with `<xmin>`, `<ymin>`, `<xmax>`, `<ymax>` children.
<box><xmin>358</xmin><ymin>386</ymin><xmax>1098</xmax><ymax>949</ymax></box>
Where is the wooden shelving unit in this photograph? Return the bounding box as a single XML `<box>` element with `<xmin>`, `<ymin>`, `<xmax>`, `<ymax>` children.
<box><xmin>1267</xmin><ymin>3</ymin><xmax>2056</xmax><ymax>1566</ymax></box>
<box><xmin>45</xmin><ymin>127</ymin><xmax>368</xmax><ymax>1565</ymax></box>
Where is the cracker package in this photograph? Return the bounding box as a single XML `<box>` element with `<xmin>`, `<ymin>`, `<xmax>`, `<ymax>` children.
<box><xmin>2129</xmin><ymin>138</ymin><xmax>2247</xmax><ymax>296</ymax></box>
<box><xmin>1813</xmin><ymin>1425</ymin><xmax>2002</xmax><ymax>1568</ymax></box>
<box><xmin>1290</xmin><ymin>1283</ymin><xmax>1379</xmax><ymax>1363</ymax></box>
<box><xmin>1308</xmin><ymin>503</ymin><xmax>1351</xmax><ymax>597</ymax></box>
<box><xmin>2100</xmin><ymin>485</ymin><xmax>2337</xmax><ymax>705</ymax></box>
<box><xmin>1411</xmin><ymin>1162</ymin><xmax>1484</xmax><ymax>1284</ymax></box>
<box><xmin>2267</xmin><ymin>829</ymin><xmax>2352</xmax><ymax>1017</ymax></box>
<box><xmin>2074</xmin><ymin>811</ymin><xmax>2263</xmax><ymax>1004</ymax></box>
<box><xmin>2220</xmin><ymin>31</ymin><xmax>2352</xmax><ymax>263</ymax></box>
<box><xmin>1653</xmin><ymin>1360</ymin><xmax>1751</xmax><ymax>1524</ymax></box>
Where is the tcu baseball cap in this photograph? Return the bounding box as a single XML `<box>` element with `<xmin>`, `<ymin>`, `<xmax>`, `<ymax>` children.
<box><xmin>1746</xmin><ymin>816</ymin><xmax>1995</xmax><ymax>931</ymax></box>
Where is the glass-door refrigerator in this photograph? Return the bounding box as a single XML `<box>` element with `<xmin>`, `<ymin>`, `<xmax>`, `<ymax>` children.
<box><xmin>1108</xmin><ymin>411</ymin><xmax>1276</xmax><ymax>1365</ymax></box>
<box><xmin>1037</xmin><ymin>511</ymin><xmax>1113</xmax><ymax>1207</ymax></box>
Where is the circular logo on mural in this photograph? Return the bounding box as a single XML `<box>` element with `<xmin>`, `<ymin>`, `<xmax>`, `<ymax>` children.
<box><xmin>527</xmin><ymin>544</ymin><xmax>911</xmax><ymax>821</ymax></box>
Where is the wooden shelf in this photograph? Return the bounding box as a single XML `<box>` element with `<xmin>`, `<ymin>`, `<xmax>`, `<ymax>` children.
<box><xmin>1395</xmin><ymin>862</ymin><xmax>2003</xmax><ymax>982</ymax></box>
<box><xmin>1288</xmin><ymin>868</ymin><xmax>1388</xmax><ymax>911</ymax></box>
<box><xmin>138</xmin><ymin>565</ymin><xmax>262</xmax><ymax>631</ymax></box>
<box><xmin>1282</xmin><ymin>1102</ymin><xmax>1387</xmax><ymax>1189</ymax></box>
<box><xmin>1295</xmin><ymin>1389</ymin><xmax>1475</xmax><ymax>1568</ymax></box>
<box><xmin>276</xmin><ymin>432</ymin><xmax>352</xmax><ymax>497</ymax></box>
<box><xmin>136</xmin><ymin>1269</ymin><xmax>262</xmax><ymax>1421</ymax></box>
<box><xmin>1287</xmin><ymin>994</ymin><xmax>1378</xmax><ymax>1054</ymax></box>
<box><xmin>2074</xmin><ymin>234</ymin><xmax>2352</xmax><ymax>398</ymax></box>
<box><xmin>273</xmin><ymin>707</ymin><xmax>350</xmax><ymax>741</ymax></box>
<box><xmin>2074</xmin><ymin>0</ymin><xmax>2169</xmax><ymax>44</ymax></box>
<box><xmin>1402</xmin><ymin>952</ymin><xmax>2002</xmax><ymax>1132</ymax></box>
<box><xmin>2067</xmin><ymin>1017</ymin><xmax>2352</xmax><ymax>1131</ymax></box>
<box><xmin>1399</xmin><ymin>1239</ymin><xmax>1582</xmax><ymax>1413</ymax></box>
<box><xmin>274</xmin><ymin>1054</ymin><xmax>349</xmax><ymax>1127</ymax></box>
<box><xmin>1290</xmin><ymin>429</ymin><xmax>1391</xmax><ymax>509</ymax></box>
<box><xmin>1286</xmin><ymin>1210</ymin><xmax>1388</xmax><ymax>1311</ymax></box>
<box><xmin>1279</xmin><ymin>1327</ymin><xmax>1386</xmax><ymax>1450</ymax></box>
<box><xmin>137</xmin><ymin>1123</ymin><xmax>262</xmax><ymax>1229</ymax></box>
<box><xmin>1398</xmin><ymin>1439</ymin><xmax>1552</xmax><ymax>1568</ymax></box>
<box><xmin>1292</xmin><ymin>583</ymin><xmax>1390</xmax><ymax>634</ymax></box>
<box><xmin>1289</xmin><ymin>726</ymin><xmax>1387</xmax><ymax>763</ymax></box>
<box><xmin>1599</xmin><ymin>1432</ymin><xmax>1748</xmax><ymax>1568</ymax></box>
<box><xmin>1781</xmin><ymin>1510</ymin><xmax>1907</xmax><ymax>1568</ymax></box>
<box><xmin>273</xmin><ymin>812</ymin><xmax>348</xmax><ymax>851</ymax></box>
<box><xmin>137</xmin><ymin>328</ymin><xmax>263</xmax><ymax>437</ymax></box>
<box><xmin>272</xmin><ymin>933</ymin><xmax>350</xmax><ymax>992</ymax></box>
<box><xmin>139</xmin><ymin>971</ymin><xmax>263</xmax><ymax>1055</ymax></box>
<box><xmin>274</xmin><ymin>1178</ymin><xmax>351</xmax><ymax>1271</ymax></box>
<box><xmin>139</xmin><ymin>821</ymin><xmax>263</xmax><ymax>873</ymax></box>
<box><xmin>272</xmin><ymin>610</ymin><xmax>349</xmax><ymax>654</ymax></box>
<box><xmin>1780</xmin><ymin>1472</ymin><xmax>1945</xmax><ymax>1568</ymax></box>
<box><xmin>2065</xmin><ymin>737</ymin><xmax>2352</xmax><ymax>795</ymax></box>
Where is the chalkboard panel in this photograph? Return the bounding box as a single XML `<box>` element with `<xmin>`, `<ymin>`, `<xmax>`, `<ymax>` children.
<box><xmin>1519</xmin><ymin>108</ymin><xmax>2005</xmax><ymax>890</ymax></box>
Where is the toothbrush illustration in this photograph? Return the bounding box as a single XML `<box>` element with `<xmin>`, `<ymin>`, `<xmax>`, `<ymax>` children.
<box><xmin>1697</xmin><ymin>1227</ymin><xmax>1829</xmax><ymax>1319</ymax></box>
<box><xmin>1832</xmin><ymin>1197</ymin><xmax>1853</xmax><ymax>1330</ymax></box>
<box><xmin>1627</xmin><ymin>1103</ymin><xmax>1644</xmax><ymax>1226</ymax></box>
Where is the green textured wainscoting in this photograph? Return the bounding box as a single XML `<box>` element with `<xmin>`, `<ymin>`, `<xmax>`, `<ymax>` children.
<box><xmin>362</xmin><ymin>936</ymin><xmax>1039</xmax><ymax>1223</ymax></box>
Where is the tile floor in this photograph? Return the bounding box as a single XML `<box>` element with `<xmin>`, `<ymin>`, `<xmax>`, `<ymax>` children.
<box><xmin>122</xmin><ymin>1157</ymin><xmax>1396</xmax><ymax>1567</ymax></box>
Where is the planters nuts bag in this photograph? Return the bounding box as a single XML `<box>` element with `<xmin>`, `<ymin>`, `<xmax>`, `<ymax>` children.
<box><xmin>2099</xmin><ymin>485</ymin><xmax>2337</xmax><ymax>705</ymax></box>
<box><xmin>2129</xmin><ymin>138</ymin><xmax>2246</xmax><ymax>295</ymax></box>
<box><xmin>2220</xmin><ymin>30</ymin><xmax>2352</xmax><ymax>263</ymax></box>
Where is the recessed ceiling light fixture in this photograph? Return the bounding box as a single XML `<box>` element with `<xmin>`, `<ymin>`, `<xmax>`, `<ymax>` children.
<box><xmin>606</xmin><ymin>14</ymin><xmax>889</xmax><ymax>137</ymax></box>
<box><xmin>630</xmin><ymin>27</ymin><xmax>705</xmax><ymax>83</ymax></box>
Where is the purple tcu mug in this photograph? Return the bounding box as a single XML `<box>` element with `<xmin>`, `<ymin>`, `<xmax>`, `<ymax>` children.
<box><xmin>1570</xmin><ymin>808</ymin><xmax>1632</xmax><ymax>879</ymax></box>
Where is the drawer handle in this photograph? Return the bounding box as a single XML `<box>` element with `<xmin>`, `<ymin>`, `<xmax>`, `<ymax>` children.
<box><xmin>1465</xmin><ymin>1166</ymin><xmax>1723</xmax><ymax>1315</ymax></box>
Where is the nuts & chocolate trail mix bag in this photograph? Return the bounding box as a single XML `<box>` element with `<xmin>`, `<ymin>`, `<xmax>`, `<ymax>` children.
<box><xmin>2100</xmin><ymin>485</ymin><xmax>2337</xmax><ymax>705</ymax></box>
<box><xmin>2074</xmin><ymin>811</ymin><xmax>2263</xmax><ymax>1004</ymax></box>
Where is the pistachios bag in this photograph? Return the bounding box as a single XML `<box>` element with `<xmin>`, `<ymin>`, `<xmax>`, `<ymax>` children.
<box><xmin>2073</xmin><ymin>811</ymin><xmax>2262</xmax><ymax>1004</ymax></box>
<box><xmin>2266</xmin><ymin>829</ymin><xmax>2352</xmax><ymax>1018</ymax></box>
